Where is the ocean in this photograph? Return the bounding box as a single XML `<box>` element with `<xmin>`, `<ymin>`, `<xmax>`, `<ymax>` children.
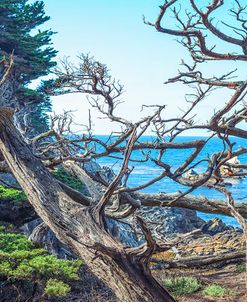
<box><xmin>94</xmin><ymin>135</ymin><xmax>247</xmax><ymax>227</ymax></box>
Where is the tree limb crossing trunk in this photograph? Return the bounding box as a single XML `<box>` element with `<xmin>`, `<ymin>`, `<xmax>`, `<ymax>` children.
<box><xmin>0</xmin><ymin>109</ymin><xmax>176</xmax><ymax>302</ymax></box>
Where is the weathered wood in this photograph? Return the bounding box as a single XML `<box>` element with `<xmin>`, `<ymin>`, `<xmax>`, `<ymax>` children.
<box><xmin>0</xmin><ymin>108</ymin><xmax>176</xmax><ymax>302</ymax></box>
<box><xmin>135</xmin><ymin>192</ymin><xmax>247</xmax><ymax>219</ymax></box>
<box><xmin>151</xmin><ymin>251</ymin><xmax>245</xmax><ymax>269</ymax></box>
<box><xmin>3</xmin><ymin>154</ymin><xmax>247</xmax><ymax>219</ymax></box>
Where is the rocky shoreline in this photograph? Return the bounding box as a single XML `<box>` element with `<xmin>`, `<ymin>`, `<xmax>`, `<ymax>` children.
<box><xmin>0</xmin><ymin>169</ymin><xmax>245</xmax><ymax>302</ymax></box>
<box><xmin>1</xmin><ymin>190</ymin><xmax>243</xmax><ymax>260</ymax></box>
<box><xmin>153</xmin><ymin>227</ymin><xmax>244</xmax><ymax>261</ymax></box>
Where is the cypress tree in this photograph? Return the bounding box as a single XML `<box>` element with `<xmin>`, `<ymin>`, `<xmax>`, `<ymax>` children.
<box><xmin>0</xmin><ymin>0</ymin><xmax>57</xmax><ymax>134</ymax></box>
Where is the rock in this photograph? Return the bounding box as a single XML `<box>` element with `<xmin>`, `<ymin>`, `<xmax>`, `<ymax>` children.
<box><xmin>18</xmin><ymin>202</ymin><xmax>238</xmax><ymax>259</ymax></box>
<box><xmin>177</xmin><ymin>229</ymin><xmax>244</xmax><ymax>257</ymax></box>
<box><xmin>84</xmin><ymin>163</ymin><xmax>207</xmax><ymax>239</ymax></box>
<box><xmin>106</xmin><ymin>218</ymin><xmax>140</xmax><ymax>247</ymax></box>
<box><xmin>135</xmin><ymin>206</ymin><xmax>205</xmax><ymax>239</ymax></box>
<box><xmin>21</xmin><ymin>216</ymin><xmax>140</xmax><ymax>258</ymax></box>
<box><xmin>2</xmin><ymin>162</ymin><xmax>237</xmax><ymax>260</ymax></box>
<box><xmin>201</xmin><ymin>217</ymin><xmax>233</xmax><ymax>235</ymax></box>
<box><xmin>84</xmin><ymin>161</ymin><xmax>115</xmax><ymax>183</ymax></box>
<box><xmin>154</xmin><ymin>228</ymin><xmax>244</xmax><ymax>261</ymax></box>
<box><xmin>18</xmin><ymin>162</ymin><xmax>212</xmax><ymax>256</ymax></box>
<box><xmin>20</xmin><ymin>218</ymin><xmax>42</xmax><ymax>234</ymax></box>
<box><xmin>0</xmin><ymin>173</ymin><xmax>20</xmax><ymax>188</ymax></box>
<box><xmin>21</xmin><ymin>218</ymin><xmax>75</xmax><ymax>259</ymax></box>
<box><xmin>0</xmin><ymin>199</ymin><xmax>37</xmax><ymax>226</ymax></box>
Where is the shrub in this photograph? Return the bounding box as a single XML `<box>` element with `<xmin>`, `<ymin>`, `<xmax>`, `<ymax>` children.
<box><xmin>203</xmin><ymin>285</ymin><xmax>234</xmax><ymax>298</ymax></box>
<box><xmin>0</xmin><ymin>169</ymin><xmax>87</xmax><ymax>204</ymax></box>
<box><xmin>0</xmin><ymin>226</ymin><xmax>83</xmax><ymax>292</ymax></box>
<box><xmin>0</xmin><ymin>253</ymin><xmax>82</xmax><ymax>281</ymax></box>
<box><xmin>0</xmin><ymin>261</ymin><xmax>12</xmax><ymax>275</ymax></box>
<box><xmin>0</xmin><ymin>232</ymin><xmax>34</xmax><ymax>253</ymax></box>
<box><xmin>52</xmin><ymin>167</ymin><xmax>87</xmax><ymax>193</ymax></box>
<box><xmin>163</xmin><ymin>276</ymin><xmax>201</xmax><ymax>297</ymax></box>
<box><xmin>15</xmin><ymin>255</ymin><xmax>82</xmax><ymax>280</ymax></box>
<box><xmin>0</xmin><ymin>185</ymin><xmax>27</xmax><ymax>203</ymax></box>
<box><xmin>236</xmin><ymin>264</ymin><xmax>246</xmax><ymax>273</ymax></box>
<box><xmin>45</xmin><ymin>279</ymin><xmax>71</xmax><ymax>297</ymax></box>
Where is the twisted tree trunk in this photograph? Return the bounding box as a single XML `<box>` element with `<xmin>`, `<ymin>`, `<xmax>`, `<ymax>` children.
<box><xmin>0</xmin><ymin>108</ymin><xmax>176</xmax><ymax>302</ymax></box>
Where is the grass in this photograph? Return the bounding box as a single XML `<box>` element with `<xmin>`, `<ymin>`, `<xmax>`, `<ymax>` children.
<box><xmin>203</xmin><ymin>284</ymin><xmax>235</xmax><ymax>298</ymax></box>
<box><xmin>163</xmin><ymin>276</ymin><xmax>201</xmax><ymax>297</ymax></box>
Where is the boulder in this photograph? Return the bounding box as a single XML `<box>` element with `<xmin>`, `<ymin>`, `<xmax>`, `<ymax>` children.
<box><xmin>1</xmin><ymin>162</ymin><xmax>237</xmax><ymax>259</ymax></box>
<box><xmin>21</xmin><ymin>217</ymin><xmax>140</xmax><ymax>258</ymax></box>
<box><xmin>0</xmin><ymin>172</ymin><xmax>20</xmax><ymax>188</ymax></box>
<box><xmin>83</xmin><ymin>161</ymin><xmax>115</xmax><ymax>183</ymax></box>
<box><xmin>0</xmin><ymin>199</ymin><xmax>36</xmax><ymax>226</ymax></box>
<box><xmin>20</xmin><ymin>218</ymin><xmax>76</xmax><ymax>258</ymax></box>
<box><xmin>177</xmin><ymin>228</ymin><xmax>244</xmax><ymax>257</ymax></box>
<box><xmin>135</xmin><ymin>206</ymin><xmax>205</xmax><ymax>239</ymax></box>
<box><xmin>106</xmin><ymin>218</ymin><xmax>139</xmax><ymax>247</ymax></box>
<box><xmin>201</xmin><ymin>217</ymin><xmax>233</xmax><ymax>235</ymax></box>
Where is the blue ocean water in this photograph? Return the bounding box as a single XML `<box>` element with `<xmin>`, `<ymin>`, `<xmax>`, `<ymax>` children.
<box><xmin>95</xmin><ymin>136</ymin><xmax>247</xmax><ymax>227</ymax></box>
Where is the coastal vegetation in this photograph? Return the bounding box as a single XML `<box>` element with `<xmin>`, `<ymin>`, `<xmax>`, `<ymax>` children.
<box><xmin>0</xmin><ymin>225</ymin><xmax>82</xmax><ymax>298</ymax></box>
<box><xmin>52</xmin><ymin>167</ymin><xmax>87</xmax><ymax>193</ymax></box>
<box><xmin>202</xmin><ymin>285</ymin><xmax>234</xmax><ymax>298</ymax></box>
<box><xmin>163</xmin><ymin>276</ymin><xmax>201</xmax><ymax>297</ymax></box>
<box><xmin>44</xmin><ymin>279</ymin><xmax>71</xmax><ymax>297</ymax></box>
<box><xmin>0</xmin><ymin>0</ymin><xmax>56</xmax><ymax>134</ymax></box>
<box><xmin>0</xmin><ymin>185</ymin><xmax>27</xmax><ymax>203</ymax></box>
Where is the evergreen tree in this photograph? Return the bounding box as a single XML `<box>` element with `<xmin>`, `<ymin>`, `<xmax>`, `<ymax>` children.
<box><xmin>0</xmin><ymin>0</ymin><xmax>57</xmax><ymax>133</ymax></box>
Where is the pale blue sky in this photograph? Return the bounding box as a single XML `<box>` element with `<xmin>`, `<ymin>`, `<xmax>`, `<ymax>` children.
<box><xmin>41</xmin><ymin>0</ymin><xmax>246</xmax><ymax>135</ymax></box>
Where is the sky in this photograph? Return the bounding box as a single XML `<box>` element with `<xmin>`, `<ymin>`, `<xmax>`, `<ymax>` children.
<box><xmin>41</xmin><ymin>0</ymin><xmax>246</xmax><ymax>135</ymax></box>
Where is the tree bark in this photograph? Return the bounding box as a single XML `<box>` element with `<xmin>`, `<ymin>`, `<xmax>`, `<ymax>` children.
<box><xmin>135</xmin><ymin>192</ymin><xmax>247</xmax><ymax>219</ymax></box>
<box><xmin>0</xmin><ymin>108</ymin><xmax>176</xmax><ymax>302</ymax></box>
<box><xmin>151</xmin><ymin>251</ymin><xmax>245</xmax><ymax>269</ymax></box>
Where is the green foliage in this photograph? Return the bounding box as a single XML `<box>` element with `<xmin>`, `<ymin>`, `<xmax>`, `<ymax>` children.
<box><xmin>52</xmin><ymin>168</ymin><xmax>87</xmax><ymax>193</ymax></box>
<box><xmin>0</xmin><ymin>232</ymin><xmax>34</xmax><ymax>253</ymax></box>
<box><xmin>45</xmin><ymin>279</ymin><xmax>71</xmax><ymax>297</ymax></box>
<box><xmin>0</xmin><ymin>0</ymin><xmax>57</xmax><ymax>133</ymax></box>
<box><xmin>17</xmin><ymin>86</ymin><xmax>53</xmax><ymax>133</ymax></box>
<box><xmin>0</xmin><ymin>226</ymin><xmax>83</xmax><ymax>296</ymax></box>
<box><xmin>163</xmin><ymin>276</ymin><xmax>201</xmax><ymax>297</ymax></box>
<box><xmin>0</xmin><ymin>185</ymin><xmax>27</xmax><ymax>203</ymax></box>
<box><xmin>0</xmin><ymin>0</ymin><xmax>57</xmax><ymax>82</ymax></box>
<box><xmin>29</xmin><ymin>97</ymin><xmax>52</xmax><ymax>133</ymax></box>
<box><xmin>236</xmin><ymin>263</ymin><xmax>246</xmax><ymax>273</ymax></box>
<box><xmin>0</xmin><ymin>167</ymin><xmax>87</xmax><ymax>205</ymax></box>
<box><xmin>202</xmin><ymin>285</ymin><xmax>234</xmax><ymax>298</ymax></box>
<box><xmin>14</xmin><ymin>256</ymin><xmax>82</xmax><ymax>280</ymax></box>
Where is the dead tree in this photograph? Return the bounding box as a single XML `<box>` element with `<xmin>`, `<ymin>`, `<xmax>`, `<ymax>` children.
<box><xmin>0</xmin><ymin>1</ymin><xmax>247</xmax><ymax>301</ymax></box>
